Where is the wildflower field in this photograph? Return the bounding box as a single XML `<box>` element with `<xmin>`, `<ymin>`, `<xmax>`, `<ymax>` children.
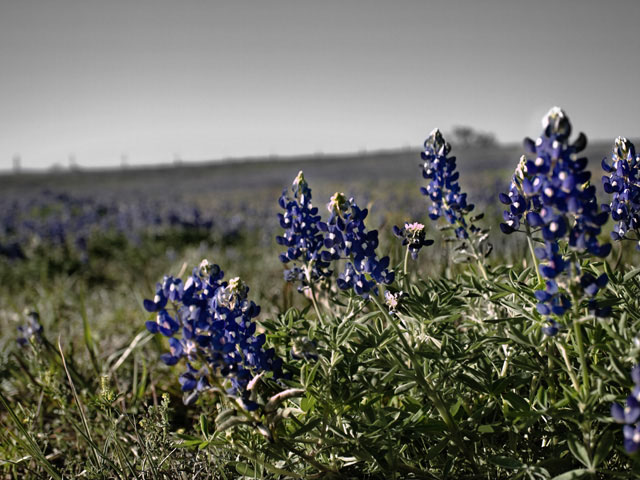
<box><xmin>2</xmin><ymin>108</ymin><xmax>640</xmax><ymax>479</ymax></box>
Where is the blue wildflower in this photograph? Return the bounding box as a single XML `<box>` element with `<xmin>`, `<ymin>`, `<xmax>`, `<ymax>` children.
<box><xmin>602</xmin><ymin>137</ymin><xmax>640</xmax><ymax>247</ymax></box>
<box><xmin>499</xmin><ymin>155</ymin><xmax>541</xmax><ymax>234</ymax></box>
<box><xmin>501</xmin><ymin>107</ymin><xmax>610</xmax><ymax>257</ymax></box>
<box><xmin>179</xmin><ymin>363</ymin><xmax>211</xmax><ymax>405</ymax></box>
<box><xmin>420</xmin><ymin>128</ymin><xmax>475</xmax><ymax>238</ymax></box>
<box><xmin>580</xmin><ymin>272</ymin><xmax>608</xmax><ymax>297</ymax></box>
<box><xmin>612</xmin><ymin>365</ymin><xmax>640</xmax><ymax>454</ymax></box>
<box><xmin>541</xmin><ymin>319</ymin><xmax>561</xmax><ymax>337</ymax></box>
<box><xmin>501</xmin><ymin>107</ymin><xmax>612</xmax><ymax>335</ymax></box>
<box><xmin>318</xmin><ymin>193</ymin><xmax>394</xmax><ymax>298</ymax></box>
<box><xmin>276</xmin><ymin>171</ymin><xmax>331</xmax><ymax>289</ymax></box>
<box><xmin>143</xmin><ymin>261</ymin><xmax>283</xmax><ymax>407</ymax></box>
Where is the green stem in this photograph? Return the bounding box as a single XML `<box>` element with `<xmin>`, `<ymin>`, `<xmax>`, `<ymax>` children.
<box><xmin>557</xmin><ymin>342</ymin><xmax>580</xmax><ymax>393</ymax></box>
<box><xmin>308</xmin><ymin>283</ymin><xmax>323</xmax><ymax>324</ymax></box>
<box><xmin>499</xmin><ymin>345</ymin><xmax>511</xmax><ymax>377</ymax></box>
<box><xmin>573</xmin><ymin>320</ymin><xmax>590</xmax><ymax>395</ymax></box>
<box><xmin>546</xmin><ymin>342</ymin><xmax>556</xmax><ymax>403</ymax></box>
<box><xmin>402</xmin><ymin>246</ymin><xmax>411</xmax><ymax>290</ymax></box>
<box><xmin>613</xmin><ymin>241</ymin><xmax>624</xmax><ymax>272</ymax></box>
<box><xmin>304</xmin><ymin>260</ymin><xmax>324</xmax><ymax>322</ymax></box>
<box><xmin>569</xmin><ymin>251</ymin><xmax>589</xmax><ymax>396</ymax></box>
<box><xmin>526</xmin><ymin>225</ymin><xmax>543</xmax><ymax>285</ymax></box>
<box><xmin>305</xmin><ymin>264</ymin><xmax>324</xmax><ymax>323</ymax></box>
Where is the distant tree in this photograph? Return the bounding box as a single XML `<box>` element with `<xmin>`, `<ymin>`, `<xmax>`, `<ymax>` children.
<box><xmin>451</xmin><ymin>126</ymin><xmax>474</xmax><ymax>148</ymax></box>
<box><xmin>451</xmin><ymin>126</ymin><xmax>498</xmax><ymax>149</ymax></box>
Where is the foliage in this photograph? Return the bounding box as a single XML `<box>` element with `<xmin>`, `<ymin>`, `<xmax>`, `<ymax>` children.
<box><xmin>1</xmin><ymin>107</ymin><xmax>640</xmax><ymax>479</ymax></box>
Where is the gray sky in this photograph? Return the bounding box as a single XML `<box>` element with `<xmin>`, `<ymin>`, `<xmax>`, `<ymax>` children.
<box><xmin>1</xmin><ymin>0</ymin><xmax>639</xmax><ymax>169</ymax></box>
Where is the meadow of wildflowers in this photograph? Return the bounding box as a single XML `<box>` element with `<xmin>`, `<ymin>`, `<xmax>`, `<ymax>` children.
<box><xmin>2</xmin><ymin>108</ymin><xmax>640</xmax><ymax>478</ymax></box>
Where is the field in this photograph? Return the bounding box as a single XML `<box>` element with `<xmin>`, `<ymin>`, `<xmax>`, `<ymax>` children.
<box><xmin>1</xmin><ymin>130</ymin><xmax>640</xmax><ymax>480</ymax></box>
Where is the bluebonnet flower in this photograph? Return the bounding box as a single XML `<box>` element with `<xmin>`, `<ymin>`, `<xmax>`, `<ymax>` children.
<box><xmin>500</xmin><ymin>107</ymin><xmax>610</xmax><ymax>256</ymax></box>
<box><xmin>17</xmin><ymin>311</ymin><xmax>43</xmax><ymax>347</ymax></box>
<box><xmin>602</xmin><ymin>137</ymin><xmax>640</xmax><ymax>247</ymax></box>
<box><xmin>612</xmin><ymin>365</ymin><xmax>640</xmax><ymax>454</ymax></box>
<box><xmin>318</xmin><ymin>193</ymin><xmax>394</xmax><ymax>298</ymax></box>
<box><xmin>143</xmin><ymin>260</ymin><xmax>283</xmax><ymax>408</ymax></box>
<box><xmin>533</xmin><ymin>244</ymin><xmax>571</xmax><ymax>331</ymax></box>
<box><xmin>392</xmin><ymin>222</ymin><xmax>434</xmax><ymax>259</ymax></box>
<box><xmin>276</xmin><ymin>171</ymin><xmax>331</xmax><ymax>289</ymax></box>
<box><xmin>541</xmin><ymin>319</ymin><xmax>561</xmax><ymax>337</ymax></box>
<box><xmin>534</xmin><ymin>242</ymin><xmax>569</xmax><ymax>280</ymax></box>
<box><xmin>420</xmin><ymin>128</ymin><xmax>475</xmax><ymax>239</ymax></box>
<box><xmin>580</xmin><ymin>272</ymin><xmax>608</xmax><ymax>297</ymax></box>
<box><xmin>180</xmin><ymin>363</ymin><xmax>211</xmax><ymax>405</ymax></box>
<box><xmin>499</xmin><ymin>156</ymin><xmax>542</xmax><ymax>234</ymax></box>
<box><xmin>500</xmin><ymin>107</ymin><xmax>612</xmax><ymax>335</ymax></box>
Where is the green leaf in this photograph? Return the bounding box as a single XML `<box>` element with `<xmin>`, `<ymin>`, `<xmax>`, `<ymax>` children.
<box><xmin>300</xmin><ymin>395</ymin><xmax>316</xmax><ymax>413</ymax></box>
<box><xmin>305</xmin><ymin>361</ymin><xmax>320</xmax><ymax>386</ymax></box>
<box><xmin>394</xmin><ymin>381</ymin><xmax>417</xmax><ymax>394</ymax></box>
<box><xmin>550</xmin><ymin>468</ymin><xmax>589</xmax><ymax>480</ymax></box>
<box><xmin>235</xmin><ymin>462</ymin><xmax>255</xmax><ymax>476</ymax></box>
<box><xmin>478</xmin><ymin>425</ymin><xmax>495</xmax><ymax>433</ymax></box>
<box><xmin>603</xmin><ymin>258</ymin><xmax>615</xmax><ymax>283</ymax></box>
<box><xmin>488</xmin><ymin>455</ymin><xmax>525</xmax><ymax>469</ymax></box>
<box><xmin>507</xmin><ymin>326</ymin><xmax>535</xmax><ymax>347</ymax></box>
<box><xmin>518</xmin><ymin>267</ymin><xmax>533</xmax><ymax>283</ymax></box>
<box><xmin>449</xmin><ymin>398</ymin><xmax>462</xmax><ymax>417</ymax></box>
<box><xmin>567</xmin><ymin>435</ymin><xmax>591</xmax><ymax>468</ymax></box>
<box><xmin>291</xmin><ymin>418</ymin><xmax>322</xmax><ymax>438</ymax></box>
<box><xmin>337</xmin><ymin>319</ymin><xmax>359</xmax><ymax>346</ymax></box>
<box><xmin>215</xmin><ymin>408</ymin><xmax>237</xmax><ymax>425</ymax></box>
<box><xmin>199</xmin><ymin>414</ymin><xmax>211</xmax><ymax>438</ymax></box>
<box><xmin>216</xmin><ymin>416</ymin><xmax>250</xmax><ymax>432</ymax></box>
<box><xmin>176</xmin><ymin>439</ymin><xmax>205</xmax><ymax>448</ymax></box>
<box><xmin>592</xmin><ymin>430</ymin><xmax>614</xmax><ymax>468</ymax></box>
<box><xmin>490</xmin><ymin>377</ymin><xmax>512</xmax><ymax>396</ymax></box>
<box><xmin>502</xmin><ymin>392</ymin><xmax>530</xmax><ymax>413</ymax></box>
<box><xmin>380</xmin><ymin>365</ymin><xmax>400</xmax><ymax>384</ymax></box>
<box><xmin>623</xmin><ymin>267</ymin><xmax>640</xmax><ymax>283</ymax></box>
<box><xmin>490</xmin><ymin>291</ymin><xmax>512</xmax><ymax>301</ymax></box>
<box><xmin>424</xmin><ymin>438</ymin><xmax>449</xmax><ymax>462</ymax></box>
<box><xmin>457</xmin><ymin>373</ymin><xmax>486</xmax><ymax>393</ymax></box>
<box><xmin>495</xmin><ymin>280</ymin><xmax>519</xmax><ymax>294</ymax></box>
